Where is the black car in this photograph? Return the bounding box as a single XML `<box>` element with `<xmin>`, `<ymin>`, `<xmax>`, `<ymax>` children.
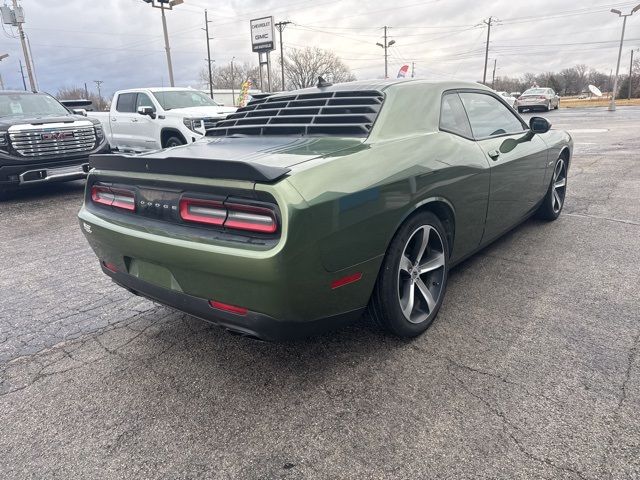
<box><xmin>0</xmin><ymin>91</ymin><xmax>109</xmax><ymax>196</ymax></box>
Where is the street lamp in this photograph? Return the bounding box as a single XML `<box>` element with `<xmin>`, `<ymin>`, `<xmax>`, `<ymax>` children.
<box><xmin>609</xmin><ymin>4</ymin><xmax>640</xmax><ymax>111</ymax></box>
<box><xmin>376</xmin><ymin>27</ymin><xmax>396</xmax><ymax>78</ymax></box>
<box><xmin>142</xmin><ymin>0</ymin><xmax>183</xmax><ymax>87</ymax></box>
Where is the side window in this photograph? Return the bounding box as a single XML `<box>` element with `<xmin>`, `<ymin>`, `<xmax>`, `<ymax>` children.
<box><xmin>459</xmin><ymin>92</ymin><xmax>526</xmax><ymax>139</ymax></box>
<box><xmin>115</xmin><ymin>93</ymin><xmax>136</xmax><ymax>113</ymax></box>
<box><xmin>439</xmin><ymin>93</ymin><xmax>472</xmax><ymax>139</ymax></box>
<box><xmin>135</xmin><ymin>93</ymin><xmax>156</xmax><ymax>112</ymax></box>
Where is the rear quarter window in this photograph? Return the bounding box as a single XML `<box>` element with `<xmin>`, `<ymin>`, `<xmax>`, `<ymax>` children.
<box><xmin>116</xmin><ymin>93</ymin><xmax>136</xmax><ymax>113</ymax></box>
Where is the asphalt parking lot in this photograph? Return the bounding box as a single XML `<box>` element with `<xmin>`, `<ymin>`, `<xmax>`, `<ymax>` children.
<box><xmin>1</xmin><ymin>107</ymin><xmax>639</xmax><ymax>479</ymax></box>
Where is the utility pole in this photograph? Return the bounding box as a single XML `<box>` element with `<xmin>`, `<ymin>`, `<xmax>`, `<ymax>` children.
<box><xmin>0</xmin><ymin>54</ymin><xmax>8</xmax><ymax>90</ymax></box>
<box><xmin>275</xmin><ymin>21</ymin><xmax>291</xmax><ymax>91</ymax></box>
<box><xmin>18</xmin><ymin>60</ymin><xmax>26</xmax><ymax>90</ymax></box>
<box><xmin>411</xmin><ymin>61</ymin><xmax>415</xmax><ymax>78</ymax></box>
<box><xmin>93</xmin><ymin>80</ymin><xmax>104</xmax><ymax>110</ymax></box>
<box><xmin>376</xmin><ymin>26</ymin><xmax>396</xmax><ymax>79</ymax></box>
<box><xmin>482</xmin><ymin>17</ymin><xmax>494</xmax><ymax>85</ymax></box>
<box><xmin>143</xmin><ymin>0</ymin><xmax>183</xmax><ymax>87</ymax></box>
<box><xmin>230</xmin><ymin>57</ymin><xmax>236</xmax><ymax>106</ymax></box>
<box><xmin>629</xmin><ymin>48</ymin><xmax>637</xmax><ymax>100</ymax></box>
<box><xmin>491</xmin><ymin>58</ymin><xmax>497</xmax><ymax>89</ymax></box>
<box><xmin>7</xmin><ymin>0</ymin><xmax>36</xmax><ymax>91</ymax></box>
<box><xmin>84</xmin><ymin>82</ymin><xmax>89</xmax><ymax>99</ymax></box>
<box><xmin>204</xmin><ymin>9</ymin><xmax>213</xmax><ymax>99</ymax></box>
<box><xmin>609</xmin><ymin>5</ymin><xmax>640</xmax><ymax>111</ymax></box>
<box><xmin>26</xmin><ymin>33</ymin><xmax>38</xmax><ymax>90</ymax></box>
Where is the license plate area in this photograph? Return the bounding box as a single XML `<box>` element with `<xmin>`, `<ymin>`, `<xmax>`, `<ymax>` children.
<box><xmin>126</xmin><ymin>258</ymin><xmax>183</xmax><ymax>292</ymax></box>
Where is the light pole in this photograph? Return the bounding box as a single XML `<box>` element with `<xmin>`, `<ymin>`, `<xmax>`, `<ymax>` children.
<box><xmin>204</xmin><ymin>9</ymin><xmax>213</xmax><ymax>99</ymax></box>
<box><xmin>376</xmin><ymin>26</ymin><xmax>395</xmax><ymax>79</ymax></box>
<box><xmin>629</xmin><ymin>48</ymin><xmax>638</xmax><ymax>100</ymax></box>
<box><xmin>609</xmin><ymin>4</ymin><xmax>640</xmax><ymax>111</ymax></box>
<box><xmin>142</xmin><ymin>0</ymin><xmax>183</xmax><ymax>87</ymax></box>
<box><xmin>275</xmin><ymin>21</ymin><xmax>291</xmax><ymax>91</ymax></box>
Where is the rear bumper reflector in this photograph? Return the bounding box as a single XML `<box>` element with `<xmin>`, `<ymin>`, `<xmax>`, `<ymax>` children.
<box><xmin>209</xmin><ymin>300</ymin><xmax>248</xmax><ymax>316</ymax></box>
<box><xmin>331</xmin><ymin>272</ymin><xmax>363</xmax><ymax>289</ymax></box>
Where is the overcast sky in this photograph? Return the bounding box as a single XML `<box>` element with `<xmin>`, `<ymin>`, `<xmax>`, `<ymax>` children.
<box><xmin>1</xmin><ymin>0</ymin><xmax>640</xmax><ymax>97</ymax></box>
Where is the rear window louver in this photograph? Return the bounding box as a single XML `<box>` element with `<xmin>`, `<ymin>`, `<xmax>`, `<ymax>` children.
<box><xmin>207</xmin><ymin>90</ymin><xmax>384</xmax><ymax>137</ymax></box>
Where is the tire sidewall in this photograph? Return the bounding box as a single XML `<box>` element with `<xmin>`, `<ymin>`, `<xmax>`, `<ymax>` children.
<box><xmin>165</xmin><ymin>136</ymin><xmax>184</xmax><ymax>148</ymax></box>
<box><xmin>376</xmin><ymin>211</ymin><xmax>450</xmax><ymax>337</ymax></box>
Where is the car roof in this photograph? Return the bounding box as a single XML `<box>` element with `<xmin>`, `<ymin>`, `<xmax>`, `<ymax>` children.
<box><xmin>0</xmin><ymin>90</ymin><xmax>40</xmax><ymax>95</ymax></box>
<box><xmin>116</xmin><ymin>87</ymin><xmax>200</xmax><ymax>94</ymax></box>
<box><xmin>267</xmin><ymin>78</ymin><xmax>492</xmax><ymax>98</ymax></box>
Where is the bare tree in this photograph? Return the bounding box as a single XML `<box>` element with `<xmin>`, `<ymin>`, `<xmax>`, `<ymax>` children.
<box><xmin>283</xmin><ymin>47</ymin><xmax>355</xmax><ymax>89</ymax></box>
<box><xmin>57</xmin><ymin>86</ymin><xmax>106</xmax><ymax>111</ymax></box>
<box><xmin>199</xmin><ymin>62</ymin><xmax>282</xmax><ymax>92</ymax></box>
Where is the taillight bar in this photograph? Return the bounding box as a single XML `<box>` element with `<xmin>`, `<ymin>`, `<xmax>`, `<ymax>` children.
<box><xmin>91</xmin><ymin>185</ymin><xmax>135</xmax><ymax>211</ymax></box>
<box><xmin>179</xmin><ymin>197</ymin><xmax>278</xmax><ymax>234</ymax></box>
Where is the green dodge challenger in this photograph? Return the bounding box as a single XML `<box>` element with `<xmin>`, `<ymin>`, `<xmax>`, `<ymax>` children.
<box><xmin>78</xmin><ymin>79</ymin><xmax>572</xmax><ymax>340</ymax></box>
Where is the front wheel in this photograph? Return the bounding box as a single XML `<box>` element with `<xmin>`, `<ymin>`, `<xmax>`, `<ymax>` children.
<box><xmin>368</xmin><ymin>211</ymin><xmax>449</xmax><ymax>338</ymax></box>
<box><xmin>164</xmin><ymin>136</ymin><xmax>185</xmax><ymax>148</ymax></box>
<box><xmin>536</xmin><ymin>156</ymin><xmax>567</xmax><ymax>221</ymax></box>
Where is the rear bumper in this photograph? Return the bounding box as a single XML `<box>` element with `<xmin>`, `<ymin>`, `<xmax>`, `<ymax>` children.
<box><xmin>105</xmin><ymin>265</ymin><xmax>363</xmax><ymax>341</ymax></box>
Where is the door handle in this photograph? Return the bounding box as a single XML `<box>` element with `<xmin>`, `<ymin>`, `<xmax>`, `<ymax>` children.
<box><xmin>131</xmin><ymin>118</ymin><xmax>138</xmax><ymax>122</ymax></box>
<box><xmin>111</xmin><ymin>118</ymin><xmax>117</xmax><ymax>121</ymax></box>
<box><xmin>488</xmin><ymin>150</ymin><xmax>500</xmax><ymax>160</ymax></box>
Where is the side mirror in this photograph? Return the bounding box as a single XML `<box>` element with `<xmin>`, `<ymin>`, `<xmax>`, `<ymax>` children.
<box><xmin>530</xmin><ymin>116</ymin><xmax>551</xmax><ymax>134</ymax></box>
<box><xmin>137</xmin><ymin>106</ymin><xmax>155</xmax><ymax>118</ymax></box>
<box><xmin>73</xmin><ymin>108</ymin><xmax>87</xmax><ymax>116</ymax></box>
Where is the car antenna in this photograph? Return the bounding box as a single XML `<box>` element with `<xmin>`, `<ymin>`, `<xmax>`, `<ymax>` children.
<box><xmin>317</xmin><ymin>76</ymin><xmax>332</xmax><ymax>88</ymax></box>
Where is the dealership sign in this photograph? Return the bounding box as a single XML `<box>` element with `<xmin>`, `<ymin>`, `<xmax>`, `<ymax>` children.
<box><xmin>250</xmin><ymin>16</ymin><xmax>275</xmax><ymax>52</ymax></box>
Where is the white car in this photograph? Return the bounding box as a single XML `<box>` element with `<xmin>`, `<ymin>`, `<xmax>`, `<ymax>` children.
<box><xmin>496</xmin><ymin>91</ymin><xmax>517</xmax><ymax>109</ymax></box>
<box><xmin>92</xmin><ymin>87</ymin><xmax>236</xmax><ymax>152</ymax></box>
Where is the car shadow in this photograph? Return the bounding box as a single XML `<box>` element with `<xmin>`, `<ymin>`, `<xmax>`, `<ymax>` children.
<box><xmin>0</xmin><ymin>180</ymin><xmax>86</xmax><ymax>204</ymax></box>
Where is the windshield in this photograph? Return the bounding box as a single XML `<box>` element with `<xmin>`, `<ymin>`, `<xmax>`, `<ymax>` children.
<box><xmin>0</xmin><ymin>93</ymin><xmax>69</xmax><ymax>118</ymax></box>
<box><xmin>152</xmin><ymin>90</ymin><xmax>219</xmax><ymax>110</ymax></box>
<box><xmin>523</xmin><ymin>88</ymin><xmax>548</xmax><ymax>95</ymax></box>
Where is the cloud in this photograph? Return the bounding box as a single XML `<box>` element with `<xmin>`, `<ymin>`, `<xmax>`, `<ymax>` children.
<box><xmin>1</xmin><ymin>0</ymin><xmax>638</xmax><ymax>95</ymax></box>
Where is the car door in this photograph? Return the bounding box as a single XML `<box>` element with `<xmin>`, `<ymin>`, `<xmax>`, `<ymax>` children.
<box><xmin>133</xmin><ymin>93</ymin><xmax>160</xmax><ymax>151</ymax></box>
<box><xmin>110</xmin><ymin>92</ymin><xmax>138</xmax><ymax>151</ymax></box>
<box><xmin>458</xmin><ymin>91</ymin><xmax>549</xmax><ymax>242</ymax></box>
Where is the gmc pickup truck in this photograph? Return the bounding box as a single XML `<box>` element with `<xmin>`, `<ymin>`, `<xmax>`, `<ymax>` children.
<box><xmin>92</xmin><ymin>87</ymin><xmax>236</xmax><ymax>153</ymax></box>
<box><xmin>0</xmin><ymin>90</ymin><xmax>109</xmax><ymax>195</ymax></box>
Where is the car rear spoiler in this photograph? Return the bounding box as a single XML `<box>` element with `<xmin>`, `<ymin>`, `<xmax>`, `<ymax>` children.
<box><xmin>89</xmin><ymin>154</ymin><xmax>291</xmax><ymax>183</ymax></box>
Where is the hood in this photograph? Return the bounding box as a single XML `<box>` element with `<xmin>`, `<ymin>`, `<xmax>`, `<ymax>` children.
<box><xmin>165</xmin><ymin>106</ymin><xmax>237</xmax><ymax>118</ymax></box>
<box><xmin>0</xmin><ymin>113</ymin><xmax>95</xmax><ymax>129</ymax></box>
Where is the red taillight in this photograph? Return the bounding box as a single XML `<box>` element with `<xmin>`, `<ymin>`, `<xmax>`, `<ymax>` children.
<box><xmin>209</xmin><ymin>300</ymin><xmax>248</xmax><ymax>315</ymax></box>
<box><xmin>179</xmin><ymin>198</ymin><xmax>226</xmax><ymax>226</ymax></box>
<box><xmin>179</xmin><ymin>197</ymin><xmax>277</xmax><ymax>233</ymax></box>
<box><xmin>91</xmin><ymin>185</ymin><xmax>135</xmax><ymax>211</ymax></box>
<box><xmin>223</xmin><ymin>203</ymin><xmax>277</xmax><ymax>233</ymax></box>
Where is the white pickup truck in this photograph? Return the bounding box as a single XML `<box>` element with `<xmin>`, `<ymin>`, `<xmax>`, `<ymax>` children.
<box><xmin>92</xmin><ymin>87</ymin><xmax>236</xmax><ymax>152</ymax></box>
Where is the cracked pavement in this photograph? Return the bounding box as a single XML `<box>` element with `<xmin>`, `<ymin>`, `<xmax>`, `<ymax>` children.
<box><xmin>1</xmin><ymin>108</ymin><xmax>639</xmax><ymax>479</ymax></box>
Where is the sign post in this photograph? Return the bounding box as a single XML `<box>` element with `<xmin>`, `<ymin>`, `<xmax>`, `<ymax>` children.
<box><xmin>250</xmin><ymin>16</ymin><xmax>275</xmax><ymax>92</ymax></box>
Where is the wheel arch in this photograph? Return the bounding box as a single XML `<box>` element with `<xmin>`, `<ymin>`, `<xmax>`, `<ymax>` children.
<box><xmin>393</xmin><ymin>197</ymin><xmax>456</xmax><ymax>258</ymax></box>
<box><xmin>559</xmin><ymin>145</ymin><xmax>571</xmax><ymax>168</ymax></box>
<box><xmin>160</xmin><ymin>128</ymin><xmax>187</xmax><ymax>148</ymax></box>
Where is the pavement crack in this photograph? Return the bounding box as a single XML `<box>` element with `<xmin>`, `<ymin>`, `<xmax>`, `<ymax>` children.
<box><xmin>447</xmin><ymin>360</ymin><xmax>590</xmax><ymax>480</ymax></box>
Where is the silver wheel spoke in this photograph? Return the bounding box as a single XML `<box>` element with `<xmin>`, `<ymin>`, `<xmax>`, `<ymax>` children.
<box><xmin>415</xmin><ymin>278</ymin><xmax>436</xmax><ymax>312</ymax></box>
<box><xmin>419</xmin><ymin>251</ymin><xmax>444</xmax><ymax>273</ymax></box>
<box><xmin>414</xmin><ymin>226</ymin><xmax>431</xmax><ymax>263</ymax></box>
<box><xmin>553</xmin><ymin>189</ymin><xmax>561</xmax><ymax>210</ymax></box>
<box><xmin>400</xmin><ymin>279</ymin><xmax>415</xmax><ymax>318</ymax></box>
<box><xmin>554</xmin><ymin>178</ymin><xmax>566</xmax><ymax>189</ymax></box>
<box><xmin>399</xmin><ymin>255</ymin><xmax>412</xmax><ymax>273</ymax></box>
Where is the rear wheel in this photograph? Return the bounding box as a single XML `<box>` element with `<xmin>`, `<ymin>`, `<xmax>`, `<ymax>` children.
<box><xmin>164</xmin><ymin>136</ymin><xmax>185</xmax><ymax>148</ymax></box>
<box><xmin>544</xmin><ymin>101</ymin><xmax>550</xmax><ymax>112</ymax></box>
<box><xmin>368</xmin><ymin>211</ymin><xmax>449</xmax><ymax>338</ymax></box>
<box><xmin>536</xmin><ymin>155</ymin><xmax>567</xmax><ymax>221</ymax></box>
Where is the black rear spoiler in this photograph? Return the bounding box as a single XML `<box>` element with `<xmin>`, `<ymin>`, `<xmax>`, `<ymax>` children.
<box><xmin>89</xmin><ymin>154</ymin><xmax>291</xmax><ymax>183</ymax></box>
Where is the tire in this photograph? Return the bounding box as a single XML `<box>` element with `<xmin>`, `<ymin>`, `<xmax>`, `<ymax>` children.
<box><xmin>536</xmin><ymin>155</ymin><xmax>568</xmax><ymax>221</ymax></box>
<box><xmin>368</xmin><ymin>211</ymin><xmax>449</xmax><ymax>338</ymax></box>
<box><xmin>554</xmin><ymin>101</ymin><xmax>559</xmax><ymax>110</ymax></box>
<box><xmin>164</xmin><ymin>136</ymin><xmax>185</xmax><ymax>148</ymax></box>
<box><xmin>544</xmin><ymin>101</ymin><xmax>550</xmax><ymax>112</ymax></box>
